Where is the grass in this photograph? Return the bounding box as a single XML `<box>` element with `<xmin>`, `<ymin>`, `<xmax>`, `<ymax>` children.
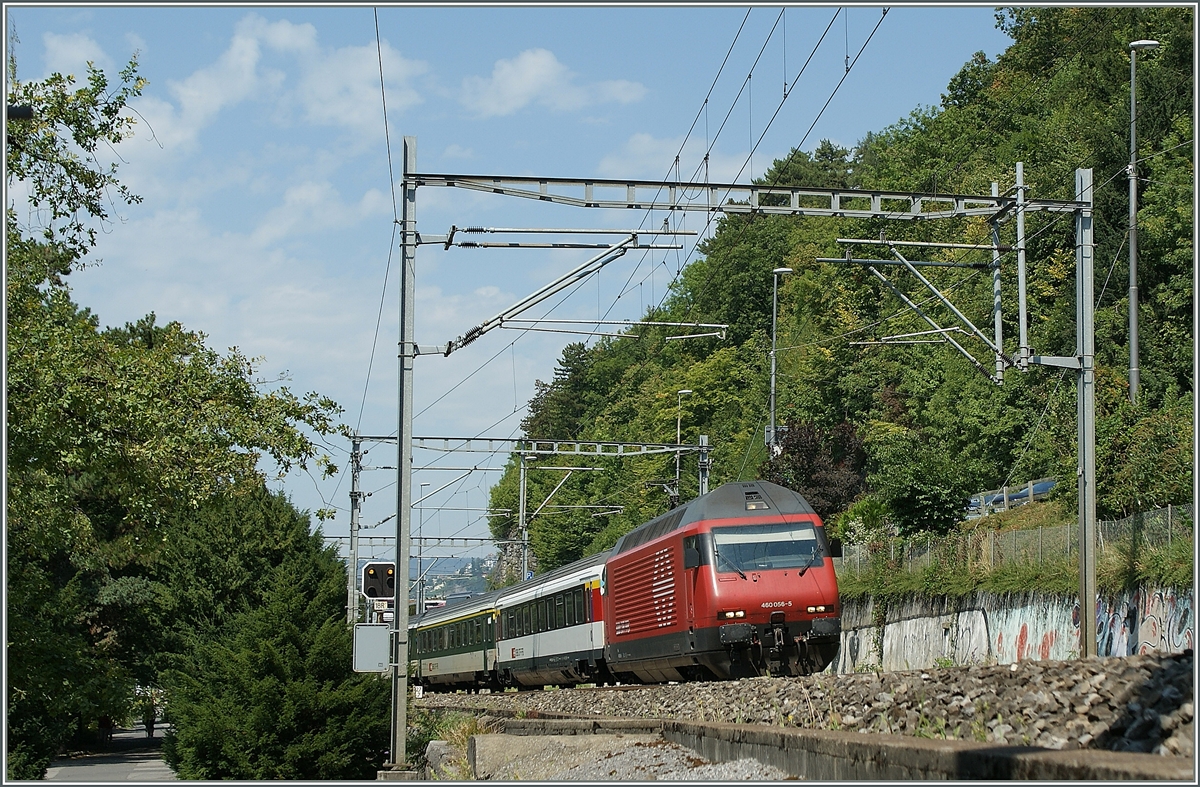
<box><xmin>969</xmin><ymin>500</ymin><xmax>1073</xmax><ymax>532</ymax></box>
<box><xmin>406</xmin><ymin>706</ymin><xmax>501</xmax><ymax>775</ymax></box>
<box><xmin>838</xmin><ymin>544</ymin><xmax>1188</xmax><ymax>600</ymax></box>
<box><xmin>838</xmin><ymin>500</ymin><xmax>1192</xmax><ymax>599</ymax></box>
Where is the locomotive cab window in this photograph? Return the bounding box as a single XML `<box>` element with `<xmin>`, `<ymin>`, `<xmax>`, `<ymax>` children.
<box><xmin>711</xmin><ymin>522</ymin><xmax>821</xmax><ymax>573</ymax></box>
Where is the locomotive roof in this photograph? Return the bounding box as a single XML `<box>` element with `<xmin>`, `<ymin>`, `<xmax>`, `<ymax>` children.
<box><xmin>612</xmin><ymin>481</ymin><xmax>816</xmax><ymax>555</ymax></box>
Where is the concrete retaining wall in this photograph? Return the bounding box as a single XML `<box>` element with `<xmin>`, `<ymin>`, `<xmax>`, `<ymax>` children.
<box><xmin>837</xmin><ymin>587</ymin><xmax>1194</xmax><ymax>673</ymax></box>
<box><xmin>489</xmin><ymin>714</ymin><xmax>1192</xmax><ymax>781</ymax></box>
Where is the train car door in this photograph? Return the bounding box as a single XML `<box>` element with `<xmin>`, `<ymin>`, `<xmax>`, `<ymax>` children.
<box><xmin>682</xmin><ymin>535</ymin><xmax>701</xmax><ymax>631</ymax></box>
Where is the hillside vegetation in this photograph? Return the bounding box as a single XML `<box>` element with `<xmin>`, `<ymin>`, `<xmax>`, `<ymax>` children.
<box><xmin>488</xmin><ymin>7</ymin><xmax>1194</xmax><ymax>580</ymax></box>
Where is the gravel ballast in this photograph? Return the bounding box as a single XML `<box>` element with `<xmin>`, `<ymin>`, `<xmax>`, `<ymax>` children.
<box><xmin>417</xmin><ymin>651</ymin><xmax>1193</xmax><ymax>759</ymax></box>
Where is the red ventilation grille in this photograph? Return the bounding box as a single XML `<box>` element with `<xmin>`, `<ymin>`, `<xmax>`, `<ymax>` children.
<box><xmin>611</xmin><ymin>546</ymin><xmax>676</xmax><ymax>635</ymax></box>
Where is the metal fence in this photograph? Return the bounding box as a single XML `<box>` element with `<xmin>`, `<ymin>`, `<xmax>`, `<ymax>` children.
<box><xmin>837</xmin><ymin>503</ymin><xmax>1193</xmax><ymax>576</ymax></box>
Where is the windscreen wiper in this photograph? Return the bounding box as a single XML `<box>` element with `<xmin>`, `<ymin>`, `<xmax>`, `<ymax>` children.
<box><xmin>715</xmin><ymin>549</ymin><xmax>747</xmax><ymax>580</ymax></box>
<box><xmin>797</xmin><ymin>548</ymin><xmax>823</xmax><ymax>578</ymax></box>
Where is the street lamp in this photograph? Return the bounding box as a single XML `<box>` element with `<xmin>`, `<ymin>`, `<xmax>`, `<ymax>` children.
<box><xmin>675</xmin><ymin>389</ymin><xmax>693</xmax><ymax>507</ymax></box>
<box><xmin>1128</xmin><ymin>38</ymin><xmax>1159</xmax><ymax>405</ymax></box>
<box><xmin>417</xmin><ymin>483</ymin><xmax>429</xmax><ymax>611</ymax></box>
<box><xmin>769</xmin><ymin>267</ymin><xmax>793</xmax><ymax>453</ymax></box>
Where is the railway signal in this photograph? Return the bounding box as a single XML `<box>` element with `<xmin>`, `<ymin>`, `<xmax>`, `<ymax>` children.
<box><xmin>362</xmin><ymin>561</ymin><xmax>396</xmax><ymax>598</ymax></box>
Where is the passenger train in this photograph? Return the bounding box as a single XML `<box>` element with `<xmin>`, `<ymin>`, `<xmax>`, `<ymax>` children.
<box><xmin>409</xmin><ymin>481</ymin><xmax>840</xmax><ymax>691</ymax></box>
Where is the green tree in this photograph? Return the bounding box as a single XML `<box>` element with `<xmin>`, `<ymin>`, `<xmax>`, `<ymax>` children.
<box><xmin>161</xmin><ymin>500</ymin><xmax>390</xmax><ymax>779</ymax></box>
<box><xmin>761</xmin><ymin>421</ymin><xmax>866</xmax><ymax>520</ymax></box>
<box><xmin>485</xmin><ymin>6</ymin><xmax>1193</xmax><ymax>573</ymax></box>
<box><xmin>6</xmin><ymin>58</ymin><xmax>346</xmax><ymax>778</ymax></box>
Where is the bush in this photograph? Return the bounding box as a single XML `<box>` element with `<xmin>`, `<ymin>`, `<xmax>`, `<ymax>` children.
<box><xmin>162</xmin><ymin>522</ymin><xmax>390</xmax><ymax>779</ymax></box>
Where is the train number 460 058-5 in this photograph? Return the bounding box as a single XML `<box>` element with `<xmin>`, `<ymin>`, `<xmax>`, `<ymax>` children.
<box><xmin>761</xmin><ymin>601</ymin><xmax>792</xmax><ymax>608</ymax></box>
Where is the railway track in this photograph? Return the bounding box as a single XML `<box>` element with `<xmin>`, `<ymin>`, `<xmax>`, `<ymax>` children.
<box><xmin>416</xmin><ymin>650</ymin><xmax>1194</xmax><ymax>760</ymax></box>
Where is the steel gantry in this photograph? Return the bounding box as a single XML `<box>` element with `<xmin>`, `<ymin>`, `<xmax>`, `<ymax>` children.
<box><xmin>387</xmin><ymin>138</ymin><xmax>1097</xmax><ymax>769</ymax></box>
<box><xmin>413</xmin><ymin>435</ymin><xmax>710</xmax><ymax>581</ymax></box>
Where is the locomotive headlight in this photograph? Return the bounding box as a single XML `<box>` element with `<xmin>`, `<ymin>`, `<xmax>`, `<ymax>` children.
<box><xmin>720</xmin><ymin>610</ymin><xmax>746</xmax><ymax>619</ymax></box>
<box><xmin>806</xmin><ymin>605</ymin><xmax>830</xmax><ymax>614</ymax></box>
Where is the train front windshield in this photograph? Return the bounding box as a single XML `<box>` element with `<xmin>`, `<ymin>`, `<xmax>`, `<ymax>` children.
<box><xmin>711</xmin><ymin>522</ymin><xmax>820</xmax><ymax>573</ymax></box>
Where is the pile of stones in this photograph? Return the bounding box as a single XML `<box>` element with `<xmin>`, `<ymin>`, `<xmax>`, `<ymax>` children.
<box><xmin>416</xmin><ymin>650</ymin><xmax>1192</xmax><ymax>758</ymax></box>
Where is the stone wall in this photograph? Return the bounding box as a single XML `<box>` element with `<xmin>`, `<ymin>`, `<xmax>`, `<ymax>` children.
<box><xmin>837</xmin><ymin>586</ymin><xmax>1194</xmax><ymax>673</ymax></box>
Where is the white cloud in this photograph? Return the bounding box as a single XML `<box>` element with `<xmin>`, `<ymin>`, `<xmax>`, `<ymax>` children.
<box><xmin>597</xmin><ymin>132</ymin><xmax>759</xmax><ymax>183</ymax></box>
<box><xmin>122</xmin><ymin>13</ymin><xmax>425</xmax><ymax>156</ymax></box>
<box><xmin>41</xmin><ymin>31</ymin><xmax>111</xmax><ymax>79</ymax></box>
<box><xmin>130</xmin><ymin>19</ymin><xmax>276</xmax><ymax>151</ymax></box>
<box><xmin>442</xmin><ymin>144</ymin><xmax>473</xmax><ymax>160</ymax></box>
<box><xmin>460</xmin><ymin>48</ymin><xmax>645</xmax><ymax>118</ymax></box>
<box><xmin>250</xmin><ymin>181</ymin><xmax>390</xmax><ymax>246</ymax></box>
<box><xmin>124</xmin><ymin>32</ymin><xmax>147</xmax><ymax>57</ymax></box>
<box><xmin>297</xmin><ymin>40</ymin><xmax>424</xmax><ymax>133</ymax></box>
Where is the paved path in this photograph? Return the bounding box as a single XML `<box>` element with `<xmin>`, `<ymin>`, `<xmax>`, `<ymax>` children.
<box><xmin>44</xmin><ymin>725</ymin><xmax>176</xmax><ymax>781</ymax></box>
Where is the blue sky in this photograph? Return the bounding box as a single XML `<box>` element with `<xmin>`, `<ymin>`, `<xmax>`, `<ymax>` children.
<box><xmin>6</xmin><ymin>4</ymin><xmax>1014</xmax><ymax>568</ymax></box>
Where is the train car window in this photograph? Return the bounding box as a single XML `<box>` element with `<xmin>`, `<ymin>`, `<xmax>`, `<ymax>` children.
<box><xmin>565</xmin><ymin>592</ymin><xmax>575</xmax><ymax>627</ymax></box>
<box><xmin>555</xmin><ymin>595</ymin><xmax>565</xmax><ymax>628</ymax></box>
<box><xmin>585</xmin><ymin>586</ymin><xmax>593</xmax><ymax>622</ymax></box>
<box><xmin>576</xmin><ymin>588</ymin><xmax>585</xmax><ymax>624</ymax></box>
<box><xmin>539</xmin><ymin>600</ymin><xmax>547</xmax><ymax>632</ymax></box>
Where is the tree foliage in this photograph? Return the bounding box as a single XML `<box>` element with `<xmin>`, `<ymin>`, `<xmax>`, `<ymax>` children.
<box><xmin>761</xmin><ymin>421</ymin><xmax>866</xmax><ymax>520</ymax></box>
<box><xmin>160</xmin><ymin>494</ymin><xmax>390</xmax><ymax>780</ymax></box>
<box><xmin>5</xmin><ymin>57</ymin><xmax>356</xmax><ymax>779</ymax></box>
<box><xmin>489</xmin><ymin>7</ymin><xmax>1193</xmax><ymax>578</ymax></box>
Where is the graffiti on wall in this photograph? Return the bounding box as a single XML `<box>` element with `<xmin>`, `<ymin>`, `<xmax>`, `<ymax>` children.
<box><xmin>1098</xmin><ymin>586</ymin><xmax>1194</xmax><ymax>657</ymax></box>
<box><xmin>837</xmin><ymin>587</ymin><xmax>1193</xmax><ymax>673</ymax></box>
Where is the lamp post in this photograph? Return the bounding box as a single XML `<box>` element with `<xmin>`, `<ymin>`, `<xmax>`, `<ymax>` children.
<box><xmin>1128</xmin><ymin>38</ymin><xmax>1159</xmax><ymax>405</ymax></box>
<box><xmin>417</xmin><ymin>483</ymin><xmax>429</xmax><ymax>611</ymax></box>
<box><xmin>769</xmin><ymin>267</ymin><xmax>793</xmax><ymax>452</ymax></box>
<box><xmin>675</xmin><ymin>389</ymin><xmax>693</xmax><ymax>507</ymax></box>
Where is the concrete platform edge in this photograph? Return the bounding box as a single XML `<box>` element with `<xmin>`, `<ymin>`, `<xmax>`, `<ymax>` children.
<box><xmin>419</xmin><ymin>702</ymin><xmax>1194</xmax><ymax>781</ymax></box>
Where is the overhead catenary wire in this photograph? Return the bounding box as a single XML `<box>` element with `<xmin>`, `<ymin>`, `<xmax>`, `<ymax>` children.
<box><xmin>584</xmin><ymin>8</ymin><xmax>763</xmax><ymax>345</ymax></box>
<box><xmin>595</xmin><ymin>7</ymin><xmax>846</xmax><ymax>355</ymax></box>
<box><xmin>602</xmin><ymin>8</ymin><xmax>882</xmax><ymax>408</ymax></box>
<box><xmin>355</xmin><ymin>7</ymin><xmax>401</xmax><ymax>433</ymax></box>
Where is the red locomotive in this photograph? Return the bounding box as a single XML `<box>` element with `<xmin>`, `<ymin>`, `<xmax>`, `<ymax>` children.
<box><xmin>410</xmin><ymin>480</ymin><xmax>840</xmax><ymax>689</ymax></box>
<box><xmin>603</xmin><ymin>480</ymin><xmax>840</xmax><ymax>682</ymax></box>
